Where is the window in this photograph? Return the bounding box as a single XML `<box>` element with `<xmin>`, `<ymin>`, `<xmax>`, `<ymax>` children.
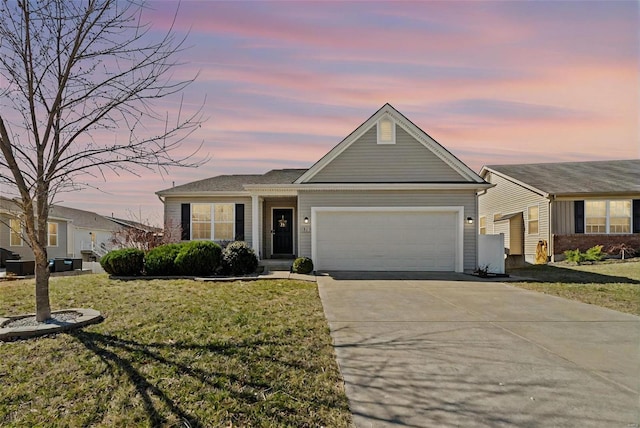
<box><xmin>9</xmin><ymin>218</ymin><xmax>22</xmax><ymax>246</ymax></box>
<box><xmin>48</xmin><ymin>222</ymin><xmax>58</xmax><ymax>247</ymax></box>
<box><xmin>191</xmin><ymin>203</ymin><xmax>234</xmax><ymax>240</ymax></box>
<box><xmin>527</xmin><ymin>206</ymin><xmax>539</xmax><ymax>235</ymax></box>
<box><xmin>493</xmin><ymin>213</ymin><xmax>502</xmax><ymax>222</ymax></box>
<box><xmin>377</xmin><ymin>117</ymin><xmax>395</xmax><ymax>144</ymax></box>
<box><xmin>213</xmin><ymin>204</ymin><xmax>234</xmax><ymax>240</ymax></box>
<box><xmin>586</xmin><ymin>200</ymin><xmax>631</xmax><ymax>234</ymax></box>
<box><xmin>479</xmin><ymin>216</ymin><xmax>486</xmax><ymax>235</ymax></box>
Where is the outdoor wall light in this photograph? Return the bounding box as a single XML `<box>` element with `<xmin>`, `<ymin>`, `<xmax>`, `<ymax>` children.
<box><xmin>466</xmin><ymin>217</ymin><xmax>474</xmax><ymax>224</ymax></box>
<box><xmin>304</xmin><ymin>216</ymin><xmax>310</xmax><ymax>224</ymax></box>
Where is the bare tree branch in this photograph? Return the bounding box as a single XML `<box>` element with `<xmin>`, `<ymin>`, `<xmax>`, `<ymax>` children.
<box><xmin>0</xmin><ymin>0</ymin><xmax>207</xmax><ymax>321</ymax></box>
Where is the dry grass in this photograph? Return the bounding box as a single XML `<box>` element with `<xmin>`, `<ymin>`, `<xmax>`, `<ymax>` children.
<box><xmin>0</xmin><ymin>275</ymin><xmax>352</xmax><ymax>427</ymax></box>
<box><xmin>509</xmin><ymin>260</ymin><xmax>640</xmax><ymax>315</ymax></box>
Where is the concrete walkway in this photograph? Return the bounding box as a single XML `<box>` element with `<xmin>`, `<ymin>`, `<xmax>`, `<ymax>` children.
<box><xmin>317</xmin><ymin>273</ymin><xmax>640</xmax><ymax>427</ymax></box>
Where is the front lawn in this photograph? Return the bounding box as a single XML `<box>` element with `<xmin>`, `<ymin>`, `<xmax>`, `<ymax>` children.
<box><xmin>0</xmin><ymin>275</ymin><xmax>352</xmax><ymax>427</ymax></box>
<box><xmin>509</xmin><ymin>260</ymin><xmax>640</xmax><ymax>315</ymax></box>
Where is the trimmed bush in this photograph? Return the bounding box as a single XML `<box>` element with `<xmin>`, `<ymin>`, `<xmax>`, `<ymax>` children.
<box><xmin>564</xmin><ymin>245</ymin><xmax>605</xmax><ymax>264</ymax></box>
<box><xmin>100</xmin><ymin>248</ymin><xmax>144</xmax><ymax>276</ymax></box>
<box><xmin>221</xmin><ymin>241</ymin><xmax>258</xmax><ymax>276</ymax></box>
<box><xmin>144</xmin><ymin>243</ymin><xmax>183</xmax><ymax>276</ymax></box>
<box><xmin>292</xmin><ymin>257</ymin><xmax>314</xmax><ymax>274</ymax></box>
<box><xmin>174</xmin><ymin>241</ymin><xmax>222</xmax><ymax>276</ymax></box>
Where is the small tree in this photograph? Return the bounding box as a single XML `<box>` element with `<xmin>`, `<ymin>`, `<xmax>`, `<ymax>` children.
<box><xmin>0</xmin><ymin>0</ymin><xmax>205</xmax><ymax>321</ymax></box>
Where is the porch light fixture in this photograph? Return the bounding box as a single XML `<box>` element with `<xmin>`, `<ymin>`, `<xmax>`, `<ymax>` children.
<box><xmin>304</xmin><ymin>216</ymin><xmax>310</xmax><ymax>224</ymax></box>
<box><xmin>466</xmin><ymin>217</ymin><xmax>474</xmax><ymax>224</ymax></box>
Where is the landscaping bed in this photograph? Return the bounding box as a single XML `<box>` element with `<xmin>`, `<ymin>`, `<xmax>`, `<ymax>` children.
<box><xmin>0</xmin><ymin>275</ymin><xmax>351</xmax><ymax>427</ymax></box>
<box><xmin>509</xmin><ymin>259</ymin><xmax>640</xmax><ymax>315</ymax></box>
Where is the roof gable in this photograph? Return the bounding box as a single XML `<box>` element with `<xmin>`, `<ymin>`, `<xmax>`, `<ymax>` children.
<box><xmin>296</xmin><ymin>103</ymin><xmax>484</xmax><ymax>184</ymax></box>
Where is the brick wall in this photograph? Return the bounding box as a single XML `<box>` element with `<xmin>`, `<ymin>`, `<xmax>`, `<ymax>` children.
<box><xmin>553</xmin><ymin>234</ymin><xmax>640</xmax><ymax>255</ymax></box>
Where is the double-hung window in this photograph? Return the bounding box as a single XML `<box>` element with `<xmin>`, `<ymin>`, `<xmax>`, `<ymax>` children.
<box><xmin>585</xmin><ymin>200</ymin><xmax>631</xmax><ymax>234</ymax></box>
<box><xmin>479</xmin><ymin>216</ymin><xmax>486</xmax><ymax>235</ymax></box>
<box><xmin>9</xmin><ymin>218</ymin><xmax>22</xmax><ymax>246</ymax></box>
<box><xmin>48</xmin><ymin>222</ymin><xmax>58</xmax><ymax>247</ymax></box>
<box><xmin>527</xmin><ymin>206</ymin><xmax>539</xmax><ymax>235</ymax></box>
<box><xmin>191</xmin><ymin>203</ymin><xmax>234</xmax><ymax>241</ymax></box>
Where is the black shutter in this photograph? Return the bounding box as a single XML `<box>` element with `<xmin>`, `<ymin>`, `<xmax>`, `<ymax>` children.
<box><xmin>235</xmin><ymin>204</ymin><xmax>245</xmax><ymax>241</ymax></box>
<box><xmin>181</xmin><ymin>203</ymin><xmax>190</xmax><ymax>240</ymax></box>
<box><xmin>633</xmin><ymin>199</ymin><xmax>640</xmax><ymax>233</ymax></box>
<box><xmin>574</xmin><ymin>200</ymin><xmax>584</xmax><ymax>234</ymax></box>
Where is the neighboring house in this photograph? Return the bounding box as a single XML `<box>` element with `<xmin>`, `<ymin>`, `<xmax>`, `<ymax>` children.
<box><xmin>157</xmin><ymin>104</ymin><xmax>491</xmax><ymax>272</ymax></box>
<box><xmin>478</xmin><ymin>160</ymin><xmax>640</xmax><ymax>264</ymax></box>
<box><xmin>0</xmin><ymin>196</ymin><xmax>71</xmax><ymax>260</ymax></box>
<box><xmin>0</xmin><ymin>197</ymin><xmax>138</xmax><ymax>262</ymax></box>
<box><xmin>49</xmin><ymin>205</ymin><xmax>123</xmax><ymax>261</ymax></box>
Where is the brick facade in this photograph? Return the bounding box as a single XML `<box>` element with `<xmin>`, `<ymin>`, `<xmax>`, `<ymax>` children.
<box><xmin>553</xmin><ymin>234</ymin><xmax>640</xmax><ymax>256</ymax></box>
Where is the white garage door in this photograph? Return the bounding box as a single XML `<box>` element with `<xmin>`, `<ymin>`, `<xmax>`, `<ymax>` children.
<box><xmin>313</xmin><ymin>208</ymin><xmax>461</xmax><ymax>272</ymax></box>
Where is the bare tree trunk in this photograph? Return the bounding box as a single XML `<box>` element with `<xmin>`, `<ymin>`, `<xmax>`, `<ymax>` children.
<box><xmin>33</xmin><ymin>243</ymin><xmax>51</xmax><ymax>322</ymax></box>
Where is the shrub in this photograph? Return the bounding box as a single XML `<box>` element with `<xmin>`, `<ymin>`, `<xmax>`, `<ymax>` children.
<box><xmin>564</xmin><ymin>245</ymin><xmax>605</xmax><ymax>264</ymax></box>
<box><xmin>174</xmin><ymin>241</ymin><xmax>222</xmax><ymax>276</ymax></box>
<box><xmin>100</xmin><ymin>248</ymin><xmax>144</xmax><ymax>276</ymax></box>
<box><xmin>292</xmin><ymin>257</ymin><xmax>314</xmax><ymax>274</ymax></box>
<box><xmin>221</xmin><ymin>241</ymin><xmax>258</xmax><ymax>276</ymax></box>
<box><xmin>144</xmin><ymin>243</ymin><xmax>183</xmax><ymax>276</ymax></box>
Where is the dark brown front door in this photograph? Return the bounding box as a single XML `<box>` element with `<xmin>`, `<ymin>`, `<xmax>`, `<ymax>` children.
<box><xmin>272</xmin><ymin>208</ymin><xmax>293</xmax><ymax>255</ymax></box>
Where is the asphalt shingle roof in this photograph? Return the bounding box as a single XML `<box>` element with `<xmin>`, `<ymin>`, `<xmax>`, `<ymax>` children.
<box><xmin>156</xmin><ymin>169</ymin><xmax>308</xmax><ymax>194</ymax></box>
<box><xmin>486</xmin><ymin>159</ymin><xmax>640</xmax><ymax>195</ymax></box>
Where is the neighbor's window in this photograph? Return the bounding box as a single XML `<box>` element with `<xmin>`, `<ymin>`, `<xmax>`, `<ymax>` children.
<box><xmin>48</xmin><ymin>222</ymin><xmax>58</xmax><ymax>247</ymax></box>
<box><xmin>479</xmin><ymin>216</ymin><xmax>486</xmax><ymax>235</ymax></box>
<box><xmin>586</xmin><ymin>200</ymin><xmax>631</xmax><ymax>234</ymax></box>
<box><xmin>528</xmin><ymin>206</ymin><xmax>539</xmax><ymax>235</ymax></box>
<box><xmin>9</xmin><ymin>218</ymin><xmax>22</xmax><ymax>246</ymax></box>
<box><xmin>191</xmin><ymin>203</ymin><xmax>234</xmax><ymax>241</ymax></box>
<box><xmin>377</xmin><ymin>117</ymin><xmax>395</xmax><ymax>144</ymax></box>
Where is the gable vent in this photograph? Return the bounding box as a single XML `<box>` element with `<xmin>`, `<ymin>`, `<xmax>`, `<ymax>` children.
<box><xmin>377</xmin><ymin>117</ymin><xmax>395</xmax><ymax>144</ymax></box>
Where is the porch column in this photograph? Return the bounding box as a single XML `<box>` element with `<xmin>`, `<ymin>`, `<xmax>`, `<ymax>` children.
<box><xmin>251</xmin><ymin>195</ymin><xmax>260</xmax><ymax>259</ymax></box>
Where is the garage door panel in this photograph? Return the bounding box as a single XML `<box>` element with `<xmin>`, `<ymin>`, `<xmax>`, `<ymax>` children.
<box><xmin>314</xmin><ymin>210</ymin><xmax>458</xmax><ymax>271</ymax></box>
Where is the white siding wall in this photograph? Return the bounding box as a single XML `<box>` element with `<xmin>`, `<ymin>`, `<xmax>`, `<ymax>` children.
<box><xmin>479</xmin><ymin>174</ymin><xmax>549</xmax><ymax>263</ymax></box>
<box><xmin>298</xmin><ymin>190</ymin><xmax>477</xmax><ymax>271</ymax></box>
<box><xmin>163</xmin><ymin>196</ymin><xmax>253</xmax><ymax>245</ymax></box>
<box><xmin>308</xmin><ymin>126</ymin><xmax>465</xmax><ymax>183</ymax></box>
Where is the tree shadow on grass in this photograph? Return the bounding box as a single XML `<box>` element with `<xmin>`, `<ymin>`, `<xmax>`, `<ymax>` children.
<box><xmin>69</xmin><ymin>330</ymin><xmax>347</xmax><ymax>427</ymax></box>
<box><xmin>509</xmin><ymin>264</ymin><xmax>640</xmax><ymax>284</ymax></box>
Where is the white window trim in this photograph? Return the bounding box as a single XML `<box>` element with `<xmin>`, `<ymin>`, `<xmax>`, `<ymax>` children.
<box><xmin>47</xmin><ymin>221</ymin><xmax>59</xmax><ymax>247</ymax></box>
<box><xmin>190</xmin><ymin>203</ymin><xmax>235</xmax><ymax>241</ymax></box>
<box><xmin>527</xmin><ymin>205</ymin><xmax>539</xmax><ymax>236</ymax></box>
<box><xmin>9</xmin><ymin>218</ymin><xmax>23</xmax><ymax>247</ymax></box>
<box><xmin>377</xmin><ymin>116</ymin><xmax>396</xmax><ymax>145</ymax></box>
<box><xmin>585</xmin><ymin>199</ymin><xmax>632</xmax><ymax>235</ymax></box>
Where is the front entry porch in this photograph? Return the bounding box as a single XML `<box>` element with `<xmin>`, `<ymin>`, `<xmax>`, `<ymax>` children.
<box><xmin>251</xmin><ymin>195</ymin><xmax>298</xmax><ymax>261</ymax></box>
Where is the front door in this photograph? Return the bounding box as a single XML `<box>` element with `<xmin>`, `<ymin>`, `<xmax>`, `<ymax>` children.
<box><xmin>272</xmin><ymin>208</ymin><xmax>293</xmax><ymax>255</ymax></box>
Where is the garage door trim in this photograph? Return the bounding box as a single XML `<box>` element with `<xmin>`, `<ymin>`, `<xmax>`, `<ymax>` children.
<box><xmin>311</xmin><ymin>206</ymin><xmax>464</xmax><ymax>272</ymax></box>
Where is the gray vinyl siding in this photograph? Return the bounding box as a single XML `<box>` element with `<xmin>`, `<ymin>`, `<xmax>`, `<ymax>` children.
<box><xmin>308</xmin><ymin>126</ymin><xmax>466</xmax><ymax>183</ymax></box>
<box><xmin>163</xmin><ymin>196</ymin><xmax>253</xmax><ymax>245</ymax></box>
<box><xmin>298</xmin><ymin>190</ymin><xmax>477</xmax><ymax>271</ymax></box>
<box><xmin>553</xmin><ymin>200</ymin><xmax>574</xmax><ymax>234</ymax></box>
<box><xmin>478</xmin><ymin>173</ymin><xmax>549</xmax><ymax>262</ymax></box>
<box><xmin>0</xmin><ymin>214</ymin><xmax>69</xmax><ymax>260</ymax></box>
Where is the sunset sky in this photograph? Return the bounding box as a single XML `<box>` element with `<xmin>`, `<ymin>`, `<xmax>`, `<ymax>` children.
<box><xmin>54</xmin><ymin>0</ymin><xmax>639</xmax><ymax>223</ymax></box>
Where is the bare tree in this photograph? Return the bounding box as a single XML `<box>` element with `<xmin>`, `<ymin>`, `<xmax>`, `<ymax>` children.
<box><xmin>0</xmin><ymin>0</ymin><xmax>205</xmax><ymax>321</ymax></box>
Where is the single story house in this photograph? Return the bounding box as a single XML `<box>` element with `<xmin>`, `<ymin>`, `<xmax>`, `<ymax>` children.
<box><xmin>157</xmin><ymin>104</ymin><xmax>491</xmax><ymax>272</ymax></box>
<box><xmin>478</xmin><ymin>159</ymin><xmax>640</xmax><ymax>264</ymax></box>
<box><xmin>0</xmin><ymin>196</ymin><xmax>71</xmax><ymax>261</ymax></box>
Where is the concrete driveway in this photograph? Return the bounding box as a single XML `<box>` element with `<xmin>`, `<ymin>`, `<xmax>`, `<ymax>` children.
<box><xmin>317</xmin><ymin>273</ymin><xmax>640</xmax><ymax>427</ymax></box>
